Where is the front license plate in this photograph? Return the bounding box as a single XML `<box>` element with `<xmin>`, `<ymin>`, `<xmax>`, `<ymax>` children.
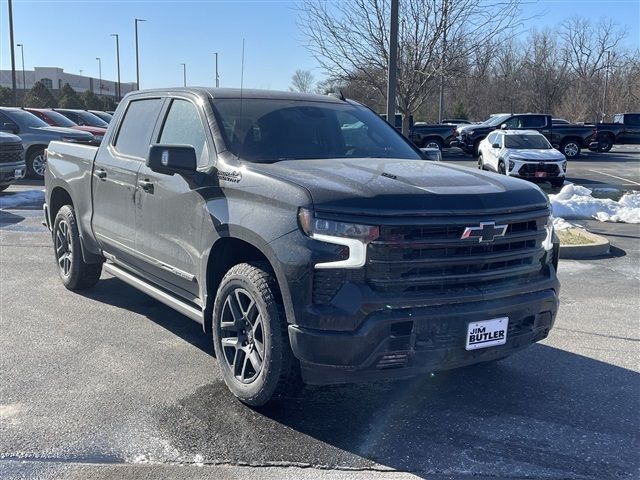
<box><xmin>465</xmin><ymin>317</ymin><xmax>508</xmax><ymax>351</ymax></box>
<box><xmin>14</xmin><ymin>168</ymin><xmax>24</xmax><ymax>179</ymax></box>
<box><xmin>535</xmin><ymin>171</ymin><xmax>547</xmax><ymax>178</ymax></box>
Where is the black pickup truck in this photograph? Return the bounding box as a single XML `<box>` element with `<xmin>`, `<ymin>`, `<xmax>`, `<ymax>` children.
<box><xmin>457</xmin><ymin>113</ymin><xmax>598</xmax><ymax>159</ymax></box>
<box><xmin>44</xmin><ymin>88</ymin><xmax>560</xmax><ymax>406</ymax></box>
<box><xmin>409</xmin><ymin>123</ymin><xmax>458</xmax><ymax>150</ymax></box>
<box><xmin>595</xmin><ymin>113</ymin><xmax>640</xmax><ymax>151</ymax></box>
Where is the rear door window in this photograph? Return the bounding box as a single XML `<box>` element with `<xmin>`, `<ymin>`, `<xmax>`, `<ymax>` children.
<box><xmin>625</xmin><ymin>114</ymin><xmax>640</xmax><ymax>126</ymax></box>
<box><xmin>521</xmin><ymin>115</ymin><xmax>547</xmax><ymax>128</ymax></box>
<box><xmin>114</xmin><ymin>98</ymin><xmax>164</xmax><ymax>159</ymax></box>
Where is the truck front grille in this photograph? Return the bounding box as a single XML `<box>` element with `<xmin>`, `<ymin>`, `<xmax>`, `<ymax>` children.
<box><xmin>518</xmin><ymin>163</ymin><xmax>560</xmax><ymax>177</ymax></box>
<box><xmin>0</xmin><ymin>142</ymin><xmax>23</xmax><ymax>164</ymax></box>
<box><xmin>366</xmin><ymin>209</ymin><xmax>549</xmax><ymax>296</ymax></box>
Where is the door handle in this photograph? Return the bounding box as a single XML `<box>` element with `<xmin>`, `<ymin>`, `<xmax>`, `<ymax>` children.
<box><xmin>138</xmin><ymin>179</ymin><xmax>154</xmax><ymax>194</ymax></box>
<box><xmin>94</xmin><ymin>168</ymin><xmax>107</xmax><ymax>180</ymax></box>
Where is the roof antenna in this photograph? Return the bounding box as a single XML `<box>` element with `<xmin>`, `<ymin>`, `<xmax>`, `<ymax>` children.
<box><xmin>338</xmin><ymin>89</ymin><xmax>346</xmax><ymax>101</ymax></box>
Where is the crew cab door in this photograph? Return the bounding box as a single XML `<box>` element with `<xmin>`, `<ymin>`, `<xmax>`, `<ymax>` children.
<box><xmin>622</xmin><ymin>114</ymin><xmax>640</xmax><ymax>144</ymax></box>
<box><xmin>91</xmin><ymin>97</ymin><xmax>163</xmax><ymax>263</ymax></box>
<box><xmin>134</xmin><ymin>97</ymin><xmax>212</xmax><ymax>302</ymax></box>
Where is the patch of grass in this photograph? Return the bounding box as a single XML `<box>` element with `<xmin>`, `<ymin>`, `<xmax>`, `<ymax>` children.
<box><xmin>557</xmin><ymin>229</ymin><xmax>594</xmax><ymax>245</ymax></box>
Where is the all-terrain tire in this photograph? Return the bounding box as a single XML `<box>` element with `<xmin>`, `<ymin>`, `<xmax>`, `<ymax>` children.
<box><xmin>53</xmin><ymin>205</ymin><xmax>103</xmax><ymax>290</ymax></box>
<box><xmin>212</xmin><ymin>262</ymin><xmax>301</xmax><ymax>406</ymax></box>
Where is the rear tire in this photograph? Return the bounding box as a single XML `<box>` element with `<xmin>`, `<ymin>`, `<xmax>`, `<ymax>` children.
<box><xmin>27</xmin><ymin>147</ymin><xmax>46</xmax><ymax>179</ymax></box>
<box><xmin>53</xmin><ymin>205</ymin><xmax>102</xmax><ymax>290</ymax></box>
<box><xmin>422</xmin><ymin>138</ymin><xmax>443</xmax><ymax>151</ymax></box>
<box><xmin>212</xmin><ymin>262</ymin><xmax>301</xmax><ymax>406</ymax></box>
<box><xmin>598</xmin><ymin>137</ymin><xmax>613</xmax><ymax>152</ymax></box>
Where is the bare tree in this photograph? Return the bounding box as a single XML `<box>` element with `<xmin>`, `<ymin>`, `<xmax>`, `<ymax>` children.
<box><xmin>290</xmin><ymin>69</ymin><xmax>316</xmax><ymax>93</ymax></box>
<box><xmin>299</xmin><ymin>0</ymin><xmax>523</xmax><ymax>134</ymax></box>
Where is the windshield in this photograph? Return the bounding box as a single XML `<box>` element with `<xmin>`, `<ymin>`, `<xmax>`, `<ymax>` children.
<box><xmin>4</xmin><ymin>109</ymin><xmax>49</xmax><ymax>128</ymax></box>
<box><xmin>486</xmin><ymin>114</ymin><xmax>512</xmax><ymax>127</ymax></box>
<box><xmin>211</xmin><ymin>98</ymin><xmax>421</xmax><ymax>163</ymax></box>
<box><xmin>505</xmin><ymin>134</ymin><xmax>552</xmax><ymax>149</ymax></box>
<box><xmin>41</xmin><ymin>110</ymin><xmax>77</xmax><ymax>128</ymax></box>
<box><xmin>77</xmin><ymin>111</ymin><xmax>109</xmax><ymax>127</ymax></box>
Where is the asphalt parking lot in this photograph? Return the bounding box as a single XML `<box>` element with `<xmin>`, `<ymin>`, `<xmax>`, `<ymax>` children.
<box><xmin>1</xmin><ymin>146</ymin><xmax>638</xmax><ymax>479</ymax></box>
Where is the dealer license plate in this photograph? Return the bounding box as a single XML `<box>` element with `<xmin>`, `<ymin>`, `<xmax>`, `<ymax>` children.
<box><xmin>465</xmin><ymin>317</ymin><xmax>508</xmax><ymax>351</ymax></box>
<box><xmin>534</xmin><ymin>171</ymin><xmax>547</xmax><ymax>178</ymax></box>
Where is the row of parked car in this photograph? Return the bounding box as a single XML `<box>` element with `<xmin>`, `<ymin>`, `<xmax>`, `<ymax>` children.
<box><xmin>408</xmin><ymin>112</ymin><xmax>640</xmax><ymax>159</ymax></box>
<box><xmin>0</xmin><ymin>107</ymin><xmax>113</xmax><ymax>184</ymax></box>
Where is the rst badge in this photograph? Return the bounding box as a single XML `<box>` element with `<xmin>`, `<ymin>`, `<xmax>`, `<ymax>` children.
<box><xmin>465</xmin><ymin>317</ymin><xmax>509</xmax><ymax>350</ymax></box>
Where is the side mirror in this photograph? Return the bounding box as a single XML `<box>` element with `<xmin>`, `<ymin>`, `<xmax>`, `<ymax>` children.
<box><xmin>492</xmin><ymin>143</ymin><xmax>500</xmax><ymax>149</ymax></box>
<box><xmin>500</xmin><ymin>124</ymin><xmax>507</xmax><ymax>130</ymax></box>
<box><xmin>147</xmin><ymin>144</ymin><xmax>197</xmax><ymax>175</ymax></box>
<box><xmin>1</xmin><ymin>122</ymin><xmax>19</xmax><ymax>134</ymax></box>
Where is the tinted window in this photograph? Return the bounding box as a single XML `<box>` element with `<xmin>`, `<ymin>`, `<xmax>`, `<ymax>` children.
<box><xmin>159</xmin><ymin>99</ymin><xmax>208</xmax><ymax>165</ymax></box>
<box><xmin>40</xmin><ymin>110</ymin><xmax>77</xmax><ymax>128</ymax></box>
<box><xmin>522</xmin><ymin>115</ymin><xmax>547</xmax><ymax>128</ymax></box>
<box><xmin>212</xmin><ymin>98</ymin><xmax>421</xmax><ymax>163</ymax></box>
<box><xmin>77</xmin><ymin>111</ymin><xmax>108</xmax><ymax>128</ymax></box>
<box><xmin>1</xmin><ymin>109</ymin><xmax>49</xmax><ymax>128</ymax></box>
<box><xmin>505</xmin><ymin>134</ymin><xmax>552</xmax><ymax>149</ymax></box>
<box><xmin>114</xmin><ymin>98</ymin><xmax>163</xmax><ymax>159</ymax></box>
<box><xmin>486</xmin><ymin>114</ymin><xmax>511</xmax><ymax>127</ymax></box>
<box><xmin>625</xmin><ymin>114</ymin><xmax>640</xmax><ymax>126</ymax></box>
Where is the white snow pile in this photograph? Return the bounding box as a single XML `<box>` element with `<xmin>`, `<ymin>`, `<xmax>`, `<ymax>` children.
<box><xmin>550</xmin><ymin>184</ymin><xmax>640</xmax><ymax>224</ymax></box>
<box><xmin>0</xmin><ymin>190</ymin><xmax>45</xmax><ymax>209</ymax></box>
<box><xmin>552</xmin><ymin>217</ymin><xmax>576</xmax><ymax>230</ymax></box>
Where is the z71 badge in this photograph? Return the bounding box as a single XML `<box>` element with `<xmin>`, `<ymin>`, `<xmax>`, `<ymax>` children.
<box><xmin>217</xmin><ymin>170</ymin><xmax>242</xmax><ymax>183</ymax></box>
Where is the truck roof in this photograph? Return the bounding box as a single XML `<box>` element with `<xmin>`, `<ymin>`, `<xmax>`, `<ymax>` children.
<box><xmin>126</xmin><ymin>87</ymin><xmax>345</xmax><ymax>104</ymax></box>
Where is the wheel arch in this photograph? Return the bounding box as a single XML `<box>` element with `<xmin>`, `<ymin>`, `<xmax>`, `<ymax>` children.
<box><xmin>25</xmin><ymin>143</ymin><xmax>47</xmax><ymax>160</ymax></box>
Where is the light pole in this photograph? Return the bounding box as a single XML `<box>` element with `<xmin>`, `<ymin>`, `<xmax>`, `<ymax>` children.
<box><xmin>386</xmin><ymin>0</ymin><xmax>399</xmax><ymax>130</ymax></box>
<box><xmin>96</xmin><ymin>57</ymin><xmax>102</xmax><ymax>95</ymax></box>
<box><xmin>135</xmin><ymin>18</ymin><xmax>146</xmax><ymax>90</ymax></box>
<box><xmin>181</xmin><ymin>63</ymin><xmax>187</xmax><ymax>87</ymax></box>
<box><xmin>111</xmin><ymin>33</ymin><xmax>121</xmax><ymax>99</ymax></box>
<box><xmin>8</xmin><ymin>0</ymin><xmax>17</xmax><ymax>105</ymax></box>
<box><xmin>16</xmin><ymin>43</ymin><xmax>25</xmax><ymax>94</ymax></box>
<box><xmin>214</xmin><ymin>52</ymin><xmax>219</xmax><ymax>87</ymax></box>
<box><xmin>601</xmin><ymin>51</ymin><xmax>611</xmax><ymax>123</ymax></box>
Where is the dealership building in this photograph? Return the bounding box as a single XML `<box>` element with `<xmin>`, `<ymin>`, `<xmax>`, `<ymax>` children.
<box><xmin>0</xmin><ymin>67</ymin><xmax>136</xmax><ymax>98</ymax></box>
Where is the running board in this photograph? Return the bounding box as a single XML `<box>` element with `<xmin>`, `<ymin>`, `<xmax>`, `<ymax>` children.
<box><xmin>103</xmin><ymin>262</ymin><xmax>204</xmax><ymax>323</ymax></box>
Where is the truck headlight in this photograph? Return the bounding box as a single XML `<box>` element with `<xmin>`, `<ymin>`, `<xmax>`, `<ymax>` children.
<box><xmin>542</xmin><ymin>216</ymin><xmax>554</xmax><ymax>252</ymax></box>
<box><xmin>298</xmin><ymin>208</ymin><xmax>379</xmax><ymax>269</ymax></box>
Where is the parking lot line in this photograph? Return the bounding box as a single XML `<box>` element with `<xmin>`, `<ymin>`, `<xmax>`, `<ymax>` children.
<box><xmin>587</xmin><ymin>169</ymin><xmax>640</xmax><ymax>186</ymax></box>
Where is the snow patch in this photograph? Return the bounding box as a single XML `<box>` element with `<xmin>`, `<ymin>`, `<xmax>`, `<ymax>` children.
<box><xmin>0</xmin><ymin>189</ymin><xmax>45</xmax><ymax>209</ymax></box>
<box><xmin>550</xmin><ymin>184</ymin><xmax>640</xmax><ymax>224</ymax></box>
<box><xmin>552</xmin><ymin>217</ymin><xmax>576</xmax><ymax>231</ymax></box>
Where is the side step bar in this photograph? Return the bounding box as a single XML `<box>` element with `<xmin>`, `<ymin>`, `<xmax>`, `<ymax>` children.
<box><xmin>103</xmin><ymin>262</ymin><xmax>204</xmax><ymax>324</ymax></box>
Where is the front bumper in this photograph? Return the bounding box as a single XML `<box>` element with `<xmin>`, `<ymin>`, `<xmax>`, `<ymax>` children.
<box><xmin>289</xmin><ymin>286</ymin><xmax>559</xmax><ymax>385</ymax></box>
<box><xmin>507</xmin><ymin>159</ymin><xmax>566</xmax><ymax>180</ymax></box>
<box><xmin>0</xmin><ymin>162</ymin><xmax>26</xmax><ymax>186</ymax></box>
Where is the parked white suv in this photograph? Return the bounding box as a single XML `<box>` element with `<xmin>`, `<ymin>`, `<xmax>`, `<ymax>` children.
<box><xmin>478</xmin><ymin>130</ymin><xmax>567</xmax><ymax>188</ymax></box>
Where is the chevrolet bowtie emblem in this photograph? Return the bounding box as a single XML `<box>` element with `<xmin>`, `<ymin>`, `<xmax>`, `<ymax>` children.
<box><xmin>461</xmin><ymin>222</ymin><xmax>508</xmax><ymax>242</ymax></box>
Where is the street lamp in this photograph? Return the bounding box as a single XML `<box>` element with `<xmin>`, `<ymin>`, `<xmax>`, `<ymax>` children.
<box><xmin>135</xmin><ymin>18</ymin><xmax>146</xmax><ymax>90</ymax></box>
<box><xmin>96</xmin><ymin>57</ymin><xmax>102</xmax><ymax>95</ymax></box>
<box><xmin>214</xmin><ymin>52</ymin><xmax>219</xmax><ymax>88</ymax></box>
<box><xmin>181</xmin><ymin>63</ymin><xmax>187</xmax><ymax>87</ymax></box>
<box><xmin>16</xmin><ymin>43</ymin><xmax>25</xmax><ymax>93</ymax></box>
<box><xmin>111</xmin><ymin>33</ymin><xmax>121</xmax><ymax>99</ymax></box>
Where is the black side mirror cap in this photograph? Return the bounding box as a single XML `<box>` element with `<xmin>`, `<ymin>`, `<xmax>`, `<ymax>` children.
<box><xmin>147</xmin><ymin>144</ymin><xmax>197</xmax><ymax>175</ymax></box>
<box><xmin>1</xmin><ymin>122</ymin><xmax>19</xmax><ymax>134</ymax></box>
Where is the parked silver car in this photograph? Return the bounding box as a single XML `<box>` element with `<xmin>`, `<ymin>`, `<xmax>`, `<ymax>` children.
<box><xmin>0</xmin><ymin>107</ymin><xmax>94</xmax><ymax>179</ymax></box>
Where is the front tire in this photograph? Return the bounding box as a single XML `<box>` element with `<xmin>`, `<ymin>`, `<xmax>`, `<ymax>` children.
<box><xmin>560</xmin><ymin>140</ymin><xmax>581</xmax><ymax>159</ymax></box>
<box><xmin>53</xmin><ymin>205</ymin><xmax>102</xmax><ymax>290</ymax></box>
<box><xmin>212</xmin><ymin>262</ymin><xmax>300</xmax><ymax>406</ymax></box>
<box><xmin>477</xmin><ymin>154</ymin><xmax>485</xmax><ymax>170</ymax></box>
<box><xmin>422</xmin><ymin>138</ymin><xmax>443</xmax><ymax>151</ymax></box>
<box><xmin>498</xmin><ymin>160</ymin><xmax>506</xmax><ymax>175</ymax></box>
<box><xmin>27</xmin><ymin>147</ymin><xmax>46</xmax><ymax>179</ymax></box>
<box><xmin>598</xmin><ymin>137</ymin><xmax>613</xmax><ymax>152</ymax></box>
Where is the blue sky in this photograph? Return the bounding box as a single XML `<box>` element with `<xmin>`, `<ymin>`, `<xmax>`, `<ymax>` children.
<box><xmin>0</xmin><ymin>0</ymin><xmax>638</xmax><ymax>91</ymax></box>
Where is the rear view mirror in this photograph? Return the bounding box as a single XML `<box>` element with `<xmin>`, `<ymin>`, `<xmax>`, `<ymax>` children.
<box><xmin>147</xmin><ymin>144</ymin><xmax>197</xmax><ymax>175</ymax></box>
<box><xmin>492</xmin><ymin>143</ymin><xmax>500</xmax><ymax>149</ymax></box>
<box><xmin>1</xmin><ymin>122</ymin><xmax>19</xmax><ymax>134</ymax></box>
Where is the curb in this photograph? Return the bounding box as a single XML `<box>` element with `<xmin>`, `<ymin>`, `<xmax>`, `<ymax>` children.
<box><xmin>559</xmin><ymin>228</ymin><xmax>610</xmax><ymax>259</ymax></box>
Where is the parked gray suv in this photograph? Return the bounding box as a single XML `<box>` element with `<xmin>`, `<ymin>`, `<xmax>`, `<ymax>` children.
<box><xmin>0</xmin><ymin>131</ymin><xmax>25</xmax><ymax>192</ymax></box>
<box><xmin>0</xmin><ymin>107</ymin><xmax>94</xmax><ymax>179</ymax></box>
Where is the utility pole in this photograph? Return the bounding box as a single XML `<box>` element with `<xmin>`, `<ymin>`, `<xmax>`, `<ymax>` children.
<box><xmin>438</xmin><ymin>1</ymin><xmax>448</xmax><ymax>123</ymax></box>
<box><xmin>601</xmin><ymin>51</ymin><xmax>611</xmax><ymax>123</ymax></box>
<box><xmin>96</xmin><ymin>57</ymin><xmax>102</xmax><ymax>95</ymax></box>
<box><xmin>214</xmin><ymin>52</ymin><xmax>219</xmax><ymax>87</ymax></box>
<box><xmin>16</xmin><ymin>43</ymin><xmax>25</xmax><ymax>95</ymax></box>
<box><xmin>8</xmin><ymin>0</ymin><xmax>17</xmax><ymax>106</ymax></box>
<box><xmin>135</xmin><ymin>18</ymin><xmax>146</xmax><ymax>90</ymax></box>
<box><xmin>181</xmin><ymin>63</ymin><xmax>187</xmax><ymax>87</ymax></box>
<box><xmin>111</xmin><ymin>33</ymin><xmax>121</xmax><ymax>99</ymax></box>
<box><xmin>386</xmin><ymin>0</ymin><xmax>399</xmax><ymax>131</ymax></box>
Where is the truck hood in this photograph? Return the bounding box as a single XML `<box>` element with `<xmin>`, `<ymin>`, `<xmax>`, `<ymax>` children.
<box><xmin>250</xmin><ymin>158</ymin><xmax>548</xmax><ymax>215</ymax></box>
<box><xmin>36</xmin><ymin>126</ymin><xmax>93</xmax><ymax>139</ymax></box>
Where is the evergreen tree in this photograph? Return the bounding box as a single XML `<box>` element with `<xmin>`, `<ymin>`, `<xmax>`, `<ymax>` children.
<box><xmin>81</xmin><ymin>90</ymin><xmax>103</xmax><ymax>110</ymax></box>
<box><xmin>0</xmin><ymin>86</ymin><xmax>12</xmax><ymax>106</ymax></box>
<box><xmin>23</xmin><ymin>81</ymin><xmax>58</xmax><ymax>108</ymax></box>
<box><xmin>100</xmin><ymin>96</ymin><xmax>117</xmax><ymax>112</ymax></box>
<box><xmin>57</xmin><ymin>83</ymin><xmax>85</xmax><ymax>109</ymax></box>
